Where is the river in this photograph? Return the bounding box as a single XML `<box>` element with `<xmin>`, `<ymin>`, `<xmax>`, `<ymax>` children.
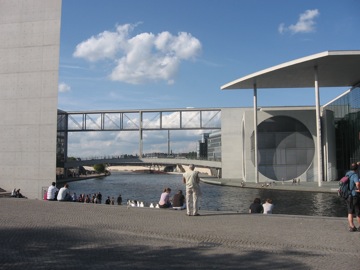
<box><xmin>67</xmin><ymin>171</ymin><xmax>347</xmax><ymax>217</ymax></box>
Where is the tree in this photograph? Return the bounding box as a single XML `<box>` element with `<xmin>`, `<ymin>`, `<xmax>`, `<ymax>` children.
<box><xmin>93</xmin><ymin>164</ymin><xmax>106</xmax><ymax>173</ymax></box>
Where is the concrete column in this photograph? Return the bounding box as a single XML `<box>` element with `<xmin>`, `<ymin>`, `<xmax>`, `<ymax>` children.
<box><xmin>139</xmin><ymin>111</ymin><xmax>143</xmax><ymax>157</ymax></box>
<box><xmin>253</xmin><ymin>84</ymin><xmax>259</xmax><ymax>183</ymax></box>
<box><xmin>167</xmin><ymin>130</ymin><xmax>170</xmax><ymax>155</ymax></box>
<box><xmin>314</xmin><ymin>66</ymin><xmax>323</xmax><ymax>187</ymax></box>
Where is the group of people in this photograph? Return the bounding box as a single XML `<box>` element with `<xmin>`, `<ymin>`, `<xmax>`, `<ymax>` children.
<box><xmin>292</xmin><ymin>178</ymin><xmax>301</xmax><ymax>185</ymax></box>
<box><xmin>46</xmin><ymin>182</ymin><xmax>72</xmax><ymax>201</ymax></box>
<box><xmin>158</xmin><ymin>188</ymin><xmax>186</xmax><ymax>209</ymax></box>
<box><xmin>158</xmin><ymin>164</ymin><xmax>202</xmax><ymax>216</ymax></box>
<box><xmin>45</xmin><ymin>182</ymin><xmax>123</xmax><ymax>205</ymax></box>
<box><xmin>249</xmin><ymin>198</ymin><xmax>274</xmax><ymax>214</ymax></box>
<box><xmin>11</xmin><ymin>188</ymin><xmax>25</xmax><ymax>198</ymax></box>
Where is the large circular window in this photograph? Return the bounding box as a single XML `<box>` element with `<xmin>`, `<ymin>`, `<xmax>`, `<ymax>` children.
<box><xmin>251</xmin><ymin>116</ymin><xmax>315</xmax><ymax>181</ymax></box>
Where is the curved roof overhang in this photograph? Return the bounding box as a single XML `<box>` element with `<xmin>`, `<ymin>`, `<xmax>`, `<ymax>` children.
<box><xmin>221</xmin><ymin>50</ymin><xmax>360</xmax><ymax>90</ymax></box>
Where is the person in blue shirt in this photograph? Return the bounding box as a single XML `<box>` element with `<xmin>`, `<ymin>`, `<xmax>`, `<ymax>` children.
<box><xmin>346</xmin><ymin>163</ymin><xmax>360</xmax><ymax>232</ymax></box>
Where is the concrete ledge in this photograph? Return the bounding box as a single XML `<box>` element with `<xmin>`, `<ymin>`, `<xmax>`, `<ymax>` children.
<box><xmin>201</xmin><ymin>177</ymin><xmax>339</xmax><ymax>193</ymax></box>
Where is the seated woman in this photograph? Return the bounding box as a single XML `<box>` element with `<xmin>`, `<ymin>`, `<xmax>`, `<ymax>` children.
<box><xmin>172</xmin><ymin>190</ymin><xmax>186</xmax><ymax>210</ymax></box>
<box><xmin>159</xmin><ymin>187</ymin><xmax>172</xmax><ymax>208</ymax></box>
<box><xmin>249</xmin><ymin>198</ymin><xmax>263</xmax><ymax>213</ymax></box>
<box><xmin>262</xmin><ymin>198</ymin><xmax>274</xmax><ymax>214</ymax></box>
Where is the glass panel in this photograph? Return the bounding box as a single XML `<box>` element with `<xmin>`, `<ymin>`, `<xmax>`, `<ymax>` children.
<box><xmin>252</xmin><ymin>115</ymin><xmax>315</xmax><ymax>180</ymax></box>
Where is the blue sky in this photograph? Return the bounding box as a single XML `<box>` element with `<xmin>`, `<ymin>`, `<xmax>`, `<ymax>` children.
<box><xmin>58</xmin><ymin>0</ymin><xmax>360</xmax><ymax>158</ymax></box>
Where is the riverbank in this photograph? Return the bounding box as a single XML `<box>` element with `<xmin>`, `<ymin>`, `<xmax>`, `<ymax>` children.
<box><xmin>0</xmin><ymin>198</ymin><xmax>358</xmax><ymax>269</ymax></box>
<box><xmin>57</xmin><ymin>173</ymin><xmax>108</xmax><ymax>184</ymax></box>
<box><xmin>107</xmin><ymin>165</ymin><xmax>212</xmax><ymax>174</ymax></box>
<box><xmin>201</xmin><ymin>177</ymin><xmax>339</xmax><ymax>194</ymax></box>
<box><xmin>56</xmin><ymin>173</ymin><xmax>339</xmax><ymax>195</ymax></box>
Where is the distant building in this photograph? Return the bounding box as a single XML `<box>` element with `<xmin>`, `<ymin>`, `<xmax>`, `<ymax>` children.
<box><xmin>208</xmin><ymin>131</ymin><xmax>221</xmax><ymax>161</ymax></box>
<box><xmin>197</xmin><ymin>133</ymin><xmax>209</xmax><ymax>159</ymax></box>
<box><xmin>57</xmin><ymin>109</ymin><xmax>67</xmax><ymax>170</ymax></box>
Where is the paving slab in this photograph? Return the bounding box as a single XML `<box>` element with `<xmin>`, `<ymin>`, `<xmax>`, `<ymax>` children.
<box><xmin>0</xmin><ymin>198</ymin><xmax>359</xmax><ymax>269</ymax></box>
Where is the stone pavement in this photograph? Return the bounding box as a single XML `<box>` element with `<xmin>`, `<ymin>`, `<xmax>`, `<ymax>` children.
<box><xmin>1</xmin><ymin>198</ymin><xmax>359</xmax><ymax>269</ymax></box>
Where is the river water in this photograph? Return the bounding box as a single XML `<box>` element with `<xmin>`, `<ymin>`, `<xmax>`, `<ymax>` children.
<box><xmin>68</xmin><ymin>171</ymin><xmax>347</xmax><ymax>217</ymax></box>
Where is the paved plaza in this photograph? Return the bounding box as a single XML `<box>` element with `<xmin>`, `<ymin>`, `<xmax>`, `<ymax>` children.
<box><xmin>1</xmin><ymin>197</ymin><xmax>359</xmax><ymax>270</ymax></box>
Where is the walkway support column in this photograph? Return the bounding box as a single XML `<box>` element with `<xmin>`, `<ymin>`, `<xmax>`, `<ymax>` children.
<box><xmin>139</xmin><ymin>111</ymin><xmax>143</xmax><ymax>158</ymax></box>
<box><xmin>314</xmin><ymin>66</ymin><xmax>323</xmax><ymax>187</ymax></box>
<box><xmin>63</xmin><ymin>113</ymin><xmax>69</xmax><ymax>179</ymax></box>
<box><xmin>253</xmin><ymin>84</ymin><xmax>259</xmax><ymax>183</ymax></box>
<box><xmin>167</xmin><ymin>130</ymin><xmax>170</xmax><ymax>155</ymax></box>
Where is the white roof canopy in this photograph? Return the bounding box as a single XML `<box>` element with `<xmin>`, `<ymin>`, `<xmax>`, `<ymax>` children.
<box><xmin>221</xmin><ymin>50</ymin><xmax>360</xmax><ymax>90</ymax></box>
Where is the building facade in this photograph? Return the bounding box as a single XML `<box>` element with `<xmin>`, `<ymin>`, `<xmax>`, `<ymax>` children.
<box><xmin>324</xmin><ymin>84</ymin><xmax>360</xmax><ymax>177</ymax></box>
<box><xmin>207</xmin><ymin>131</ymin><xmax>221</xmax><ymax>161</ymax></box>
<box><xmin>0</xmin><ymin>0</ymin><xmax>61</xmax><ymax>198</ymax></box>
<box><xmin>220</xmin><ymin>106</ymin><xmax>337</xmax><ymax>183</ymax></box>
<box><xmin>197</xmin><ymin>133</ymin><xmax>209</xmax><ymax>159</ymax></box>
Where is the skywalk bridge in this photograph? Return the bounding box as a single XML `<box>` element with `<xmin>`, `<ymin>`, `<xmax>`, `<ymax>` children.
<box><xmin>58</xmin><ymin>108</ymin><xmax>222</xmax><ymax>174</ymax></box>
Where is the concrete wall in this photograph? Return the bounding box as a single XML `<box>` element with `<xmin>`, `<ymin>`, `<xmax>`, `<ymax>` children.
<box><xmin>221</xmin><ymin>107</ymin><xmax>331</xmax><ymax>183</ymax></box>
<box><xmin>221</xmin><ymin>108</ymin><xmax>245</xmax><ymax>179</ymax></box>
<box><xmin>0</xmin><ymin>0</ymin><xmax>62</xmax><ymax>198</ymax></box>
<box><xmin>250</xmin><ymin>108</ymin><xmax>318</xmax><ymax>183</ymax></box>
<box><xmin>322</xmin><ymin>109</ymin><xmax>337</xmax><ymax>181</ymax></box>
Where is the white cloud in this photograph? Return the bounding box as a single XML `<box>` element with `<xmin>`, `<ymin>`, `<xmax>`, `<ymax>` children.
<box><xmin>58</xmin><ymin>82</ymin><xmax>71</xmax><ymax>93</ymax></box>
<box><xmin>73</xmin><ymin>23</ymin><xmax>202</xmax><ymax>85</ymax></box>
<box><xmin>73</xmin><ymin>24</ymin><xmax>133</xmax><ymax>62</ymax></box>
<box><xmin>279</xmin><ymin>9</ymin><xmax>320</xmax><ymax>34</ymax></box>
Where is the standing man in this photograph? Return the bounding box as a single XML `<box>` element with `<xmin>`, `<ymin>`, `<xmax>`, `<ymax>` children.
<box><xmin>182</xmin><ymin>164</ymin><xmax>201</xmax><ymax>216</ymax></box>
<box><xmin>346</xmin><ymin>163</ymin><xmax>360</xmax><ymax>232</ymax></box>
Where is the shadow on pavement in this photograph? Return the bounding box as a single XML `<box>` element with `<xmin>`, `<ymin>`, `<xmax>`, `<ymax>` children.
<box><xmin>0</xmin><ymin>226</ymin><xmax>315</xmax><ymax>270</ymax></box>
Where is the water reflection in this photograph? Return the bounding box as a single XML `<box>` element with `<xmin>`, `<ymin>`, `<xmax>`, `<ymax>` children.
<box><xmin>67</xmin><ymin>172</ymin><xmax>347</xmax><ymax>217</ymax></box>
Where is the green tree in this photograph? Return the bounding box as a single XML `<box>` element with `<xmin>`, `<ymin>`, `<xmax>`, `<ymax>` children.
<box><xmin>93</xmin><ymin>164</ymin><xmax>106</xmax><ymax>173</ymax></box>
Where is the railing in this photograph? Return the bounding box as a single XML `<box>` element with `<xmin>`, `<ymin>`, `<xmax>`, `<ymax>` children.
<box><xmin>58</xmin><ymin>108</ymin><xmax>221</xmax><ymax>132</ymax></box>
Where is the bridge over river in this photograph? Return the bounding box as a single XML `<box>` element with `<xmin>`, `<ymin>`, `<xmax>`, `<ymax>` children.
<box><xmin>59</xmin><ymin>108</ymin><xmax>222</xmax><ymax>176</ymax></box>
<box><xmin>65</xmin><ymin>157</ymin><xmax>221</xmax><ymax>172</ymax></box>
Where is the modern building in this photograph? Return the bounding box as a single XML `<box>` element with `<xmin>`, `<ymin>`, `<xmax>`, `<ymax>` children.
<box><xmin>221</xmin><ymin>51</ymin><xmax>360</xmax><ymax>186</ymax></box>
<box><xmin>197</xmin><ymin>133</ymin><xmax>209</xmax><ymax>159</ymax></box>
<box><xmin>0</xmin><ymin>0</ymin><xmax>61</xmax><ymax>199</ymax></box>
<box><xmin>207</xmin><ymin>131</ymin><xmax>221</xmax><ymax>161</ymax></box>
<box><xmin>220</xmin><ymin>106</ymin><xmax>336</xmax><ymax>183</ymax></box>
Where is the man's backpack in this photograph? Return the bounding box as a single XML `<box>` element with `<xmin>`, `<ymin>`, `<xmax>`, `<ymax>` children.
<box><xmin>338</xmin><ymin>173</ymin><xmax>355</xmax><ymax>199</ymax></box>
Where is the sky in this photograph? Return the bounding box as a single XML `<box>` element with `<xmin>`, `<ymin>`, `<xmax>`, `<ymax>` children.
<box><xmin>58</xmin><ymin>0</ymin><xmax>360</xmax><ymax>158</ymax></box>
